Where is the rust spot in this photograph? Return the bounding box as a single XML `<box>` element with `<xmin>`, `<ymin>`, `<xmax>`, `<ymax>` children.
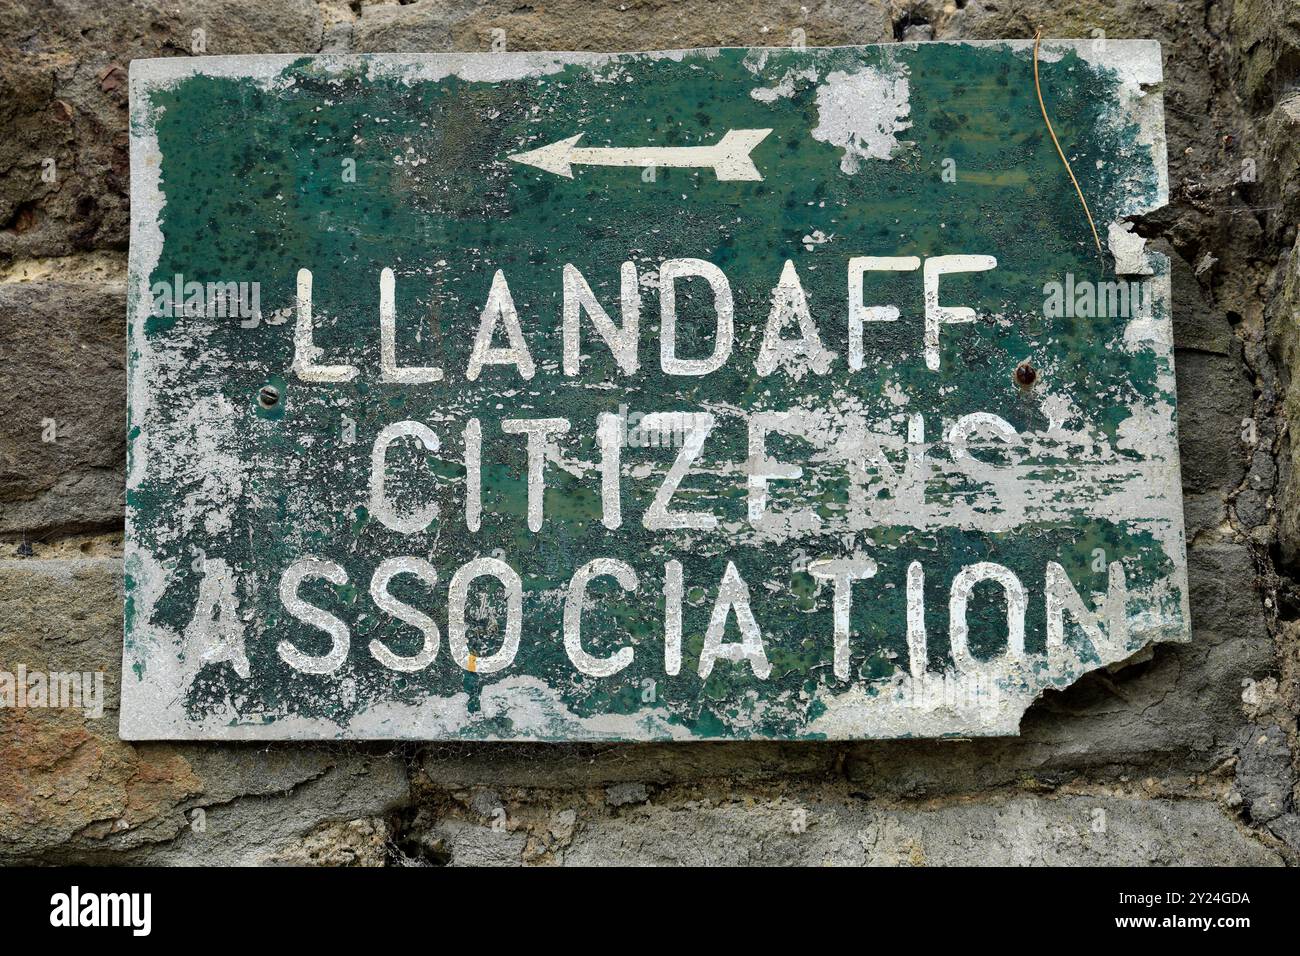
<box><xmin>467</xmin><ymin>653</ymin><xmax>478</xmax><ymax>673</ymax></box>
<box><xmin>1015</xmin><ymin>361</ymin><xmax>1037</xmax><ymax>388</ymax></box>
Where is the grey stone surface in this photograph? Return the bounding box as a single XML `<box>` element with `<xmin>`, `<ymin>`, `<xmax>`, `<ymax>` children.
<box><xmin>1236</xmin><ymin>723</ymin><xmax>1295</xmax><ymax>824</ymax></box>
<box><xmin>1232</xmin><ymin>0</ymin><xmax>1300</xmax><ymax>105</ymax></box>
<box><xmin>126</xmin><ymin>755</ymin><xmax>408</xmax><ymax>865</ymax></box>
<box><xmin>351</xmin><ymin>0</ymin><xmax>460</xmax><ymax>53</ymax></box>
<box><xmin>605</xmin><ymin>782</ymin><xmax>649</xmax><ymax>807</ymax></box>
<box><xmin>557</xmin><ymin>793</ymin><xmax>1282</xmax><ymax>867</ymax></box>
<box><xmin>0</xmin><ymin>281</ymin><xmax>126</xmax><ymax>537</ymax></box>
<box><xmin>1265</xmin><ymin>94</ymin><xmax>1300</xmax><ymax>231</ymax></box>
<box><xmin>1158</xmin><ymin>241</ymin><xmax>1234</xmax><ymax>356</ymax></box>
<box><xmin>420</xmin><ymin>741</ymin><xmax>840</xmax><ymax>790</ymax></box>
<box><xmin>1268</xmin><ymin>812</ymin><xmax>1300</xmax><ymax>849</ymax></box>
<box><xmin>1270</xmin><ymin>237</ymin><xmax>1300</xmax><ymax>564</ymax></box>
<box><xmin>1175</xmin><ymin>352</ymin><xmax>1252</xmax><ymax>495</ymax></box>
<box><xmin>1181</xmin><ymin>492</ymin><xmax>1226</xmax><ymax>546</ymax></box>
<box><xmin>351</xmin><ymin>0</ymin><xmax>891</xmax><ymax>54</ymax></box>
<box><xmin>424</xmin><ymin>818</ymin><xmax>529</xmax><ymax>867</ymax></box>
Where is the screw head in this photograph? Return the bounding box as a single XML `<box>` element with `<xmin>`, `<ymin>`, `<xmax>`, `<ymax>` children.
<box><xmin>258</xmin><ymin>385</ymin><xmax>280</xmax><ymax>408</ymax></box>
<box><xmin>1015</xmin><ymin>361</ymin><xmax>1037</xmax><ymax>388</ymax></box>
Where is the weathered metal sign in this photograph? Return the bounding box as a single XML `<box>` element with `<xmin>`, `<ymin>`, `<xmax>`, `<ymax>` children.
<box><xmin>123</xmin><ymin>42</ymin><xmax>1185</xmax><ymax>741</ymax></box>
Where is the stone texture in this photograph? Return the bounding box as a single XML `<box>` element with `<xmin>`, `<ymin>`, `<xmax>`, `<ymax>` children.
<box><xmin>0</xmin><ymin>0</ymin><xmax>1297</xmax><ymax>866</ymax></box>
<box><xmin>351</xmin><ymin>0</ymin><xmax>892</xmax><ymax>54</ymax></box>
<box><xmin>1270</xmin><ymin>237</ymin><xmax>1300</xmax><ymax>564</ymax></box>
<box><xmin>421</xmin><ymin>818</ymin><xmax>529</xmax><ymax>866</ymax></box>
<box><xmin>1175</xmin><ymin>351</ymin><xmax>1253</xmax><ymax>495</ymax></box>
<box><xmin>268</xmin><ymin>817</ymin><xmax>392</xmax><ymax>866</ymax></box>
<box><xmin>554</xmin><ymin>792</ymin><xmax>1281</xmax><ymax>866</ymax></box>
<box><xmin>351</xmin><ymin>0</ymin><xmax>461</xmax><ymax>52</ymax></box>
<box><xmin>0</xmin><ymin>280</ymin><xmax>126</xmax><ymax>537</ymax></box>
<box><xmin>605</xmin><ymin>782</ymin><xmax>649</xmax><ymax>807</ymax></box>
<box><xmin>127</xmin><ymin>756</ymin><xmax>408</xmax><ymax>865</ymax></box>
<box><xmin>1157</xmin><ymin>241</ymin><xmax>1234</xmax><ymax>356</ymax></box>
<box><xmin>1231</xmin><ymin>0</ymin><xmax>1300</xmax><ymax>106</ymax></box>
<box><xmin>1260</xmin><ymin>94</ymin><xmax>1300</xmax><ymax>269</ymax></box>
<box><xmin>421</xmin><ymin>741</ymin><xmax>841</xmax><ymax>790</ymax></box>
<box><xmin>1236</xmin><ymin>723</ymin><xmax>1295</xmax><ymax>824</ymax></box>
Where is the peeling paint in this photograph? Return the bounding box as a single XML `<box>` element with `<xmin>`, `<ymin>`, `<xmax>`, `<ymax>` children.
<box><xmin>811</xmin><ymin>62</ymin><xmax>912</xmax><ymax>171</ymax></box>
<box><xmin>121</xmin><ymin>43</ymin><xmax>1185</xmax><ymax>742</ymax></box>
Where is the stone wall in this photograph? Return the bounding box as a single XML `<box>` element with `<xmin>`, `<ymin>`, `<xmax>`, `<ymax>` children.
<box><xmin>1</xmin><ymin>0</ymin><xmax>1297</xmax><ymax>866</ymax></box>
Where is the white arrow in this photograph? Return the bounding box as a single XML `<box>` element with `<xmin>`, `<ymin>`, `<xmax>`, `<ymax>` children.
<box><xmin>509</xmin><ymin>129</ymin><xmax>773</xmax><ymax>181</ymax></box>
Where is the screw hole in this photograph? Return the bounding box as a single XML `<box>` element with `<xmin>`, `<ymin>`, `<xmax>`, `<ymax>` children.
<box><xmin>1015</xmin><ymin>361</ymin><xmax>1037</xmax><ymax>388</ymax></box>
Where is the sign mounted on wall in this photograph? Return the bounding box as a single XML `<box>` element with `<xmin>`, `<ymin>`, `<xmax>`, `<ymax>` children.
<box><xmin>123</xmin><ymin>42</ymin><xmax>1184</xmax><ymax>741</ymax></box>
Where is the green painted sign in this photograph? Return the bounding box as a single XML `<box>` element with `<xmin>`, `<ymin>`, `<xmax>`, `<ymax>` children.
<box><xmin>122</xmin><ymin>42</ymin><xmax>1185</xmax><ymax>741</ymax></box>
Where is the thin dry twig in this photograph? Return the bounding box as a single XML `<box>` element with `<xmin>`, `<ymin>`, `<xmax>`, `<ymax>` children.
<box><xmin>1033</xmin><ymin>29</ymin><xmax>1105</xmax><ymax>263</ymax></box>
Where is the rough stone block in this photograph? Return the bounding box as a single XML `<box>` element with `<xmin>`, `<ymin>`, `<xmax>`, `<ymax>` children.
<box><xmin>1175</xmin><ymin>351</ymin><xmax>1252</xmax><ymax>495</ymax></box>
<box><xmin>1235</xmin><ymin>723</ymin><xmax>1295</xmax><ymax>824</ymax></box>
<box><xmin>0</xmin><ymin>280</ymin><xmax>126</xmax><ymax>537</ymax></box>
<box><xmin>351</xmin><ymin>0</ymin><xmax>892</xmax><ymax>54</ymax></box>
<box><xmin>556</xmin><ymin>791</ymin><xmax>1281</xmax><ymax>866</ymax></box>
